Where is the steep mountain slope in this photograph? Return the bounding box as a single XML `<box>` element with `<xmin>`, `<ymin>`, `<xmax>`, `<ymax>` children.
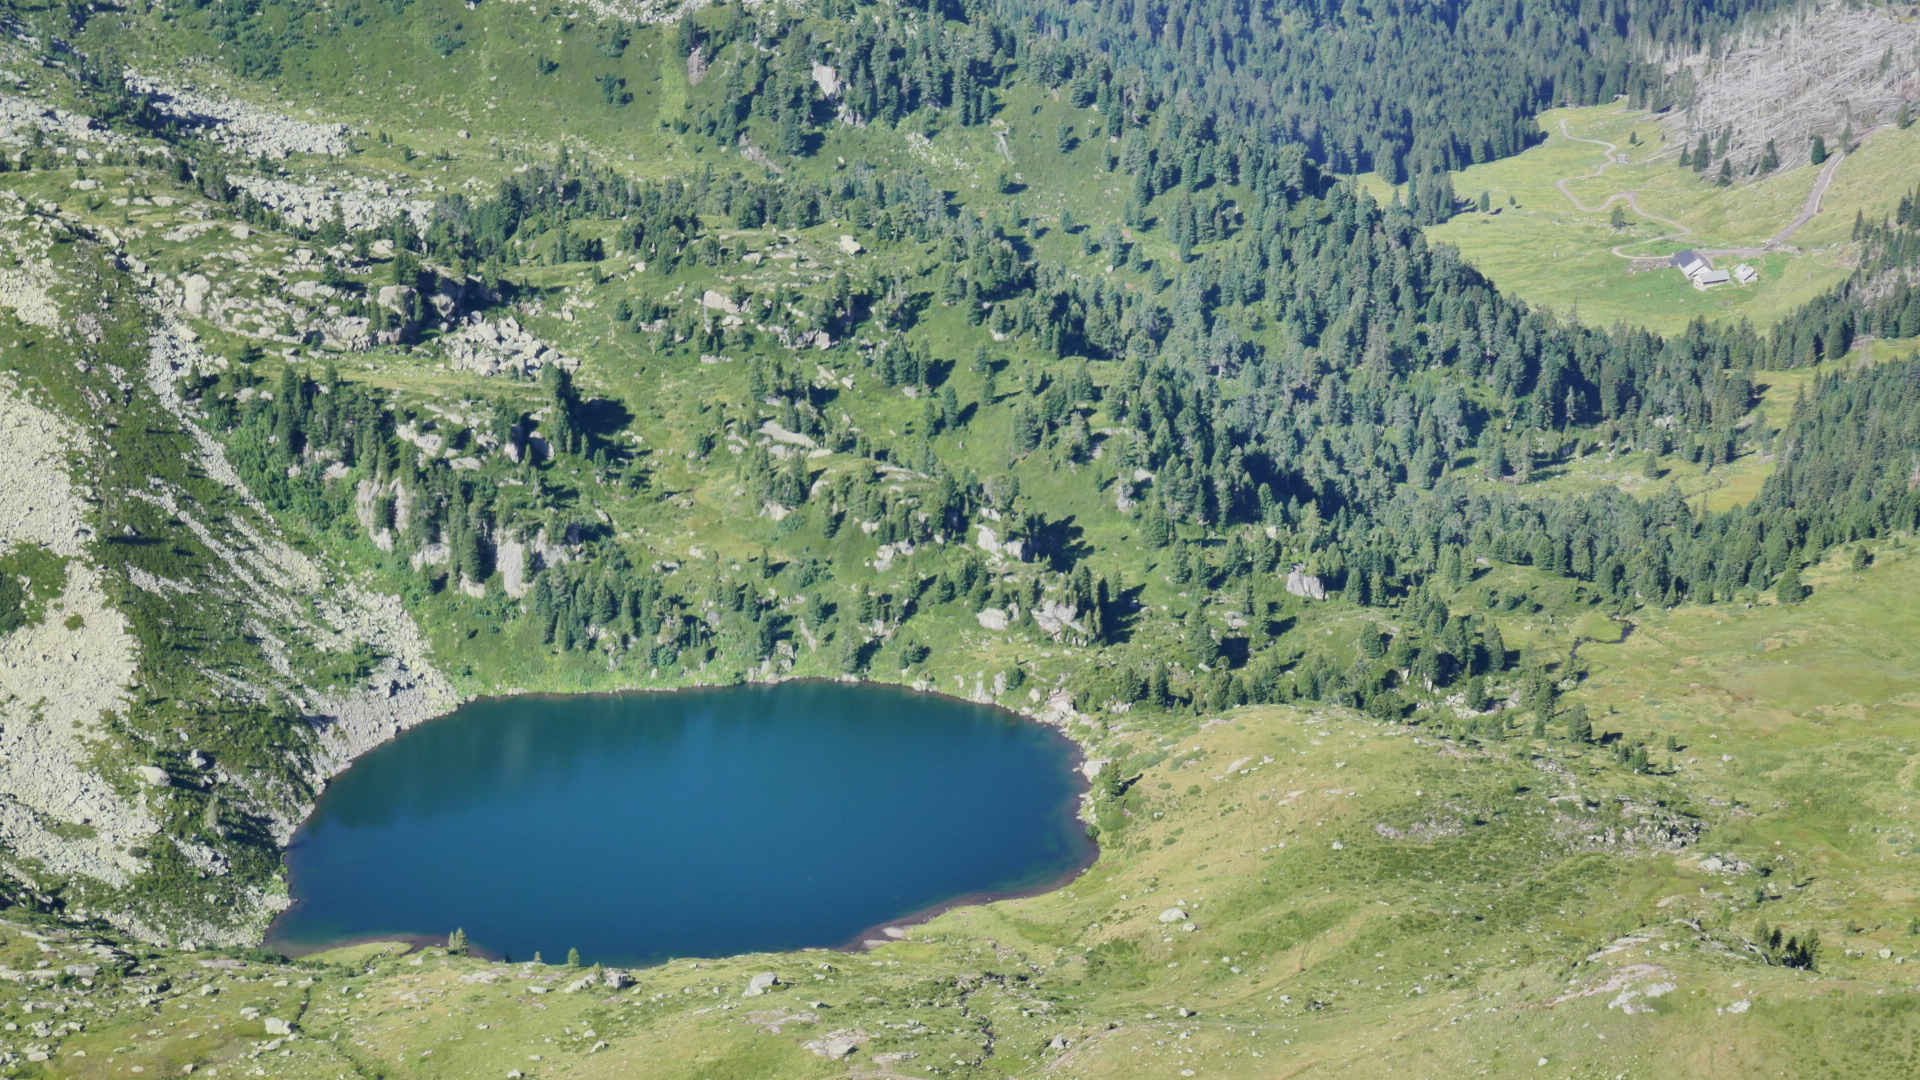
<box><xmin>0</xmin><ymin>186</ymin><xmax>455</xmax><ymax>943</ymax></box>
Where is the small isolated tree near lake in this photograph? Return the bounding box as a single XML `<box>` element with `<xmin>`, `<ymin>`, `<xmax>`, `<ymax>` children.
<box><xmin>448</xmin><ymin>928</ymin><xmax>469</xmax><ymax>955</ymax></box>
<box><xmin>1776</xmin><ymin>564</ymin><xmax>1809</xmax><ymax>604</ymax></box>
<box><xmin>568</xmin><ymin>948</ymin><xmax>582</xmax><ymax>967</ymax></box>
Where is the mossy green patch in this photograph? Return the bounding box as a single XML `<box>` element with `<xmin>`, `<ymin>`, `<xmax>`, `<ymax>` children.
<box><xmin>0</xmin><ymin>543</ymin><xmax>67</xmax><ymax>636</ymax></box>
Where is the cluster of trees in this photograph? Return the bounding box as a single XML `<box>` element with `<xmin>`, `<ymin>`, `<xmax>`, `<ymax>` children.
<box><xmin>141</xmin><ymin>0</ymin><xmax>1920</xmax><ymax>734</ymax></box>
<box><xmin>681</xmin><ymin>0</ymin><xmax>1013</xmax><ymax>146</ymax></box>
<box><xmin>1309</xmin><ymin>354</ymin><xmax>1920</xmax><ymax>615</ymax></box>
<box><xmin>529</xmin><ymin>551</ymin><xmax>697</xmax><ymax>662</ymax></box>
<box><xmin>1004</xmin><ymin>0</ymin><xmax>1783</xmax><ymax>184</ymax></box>
<box><xmin>183</xmin><ymin>354</ymin><xmax>605</xmax><ymax>595</ymax></box>
<box><xmin>662</xmin><ymin>0</ymin><xmax>1777</xmax><ymax>212</ymax></box>
<box><xmin>1751</xmin><ymin>921</ymin><xmax>1821</xmax><ymax>970</ymax></box>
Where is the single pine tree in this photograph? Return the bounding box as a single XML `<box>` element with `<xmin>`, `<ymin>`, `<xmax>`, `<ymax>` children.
<box><xmin>1776</xmin><ymin>564</ymin><xmax>1809</xmax><ymax>603</ymax></box>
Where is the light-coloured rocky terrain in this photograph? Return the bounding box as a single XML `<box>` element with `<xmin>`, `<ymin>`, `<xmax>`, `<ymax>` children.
<box><xmin>1655</xmin><ymin>2</ymin><xmax>1920</xmax><ymax>170</ymax></box>
<box><xmin>0</xmin><ymin>376</ymin><xmax>155</xmax><ymax>896</ymax></box>
<box><xmin>0</xmin><ymin>67</ymin><xmax>466</xmax><ymax>938</ymax></box>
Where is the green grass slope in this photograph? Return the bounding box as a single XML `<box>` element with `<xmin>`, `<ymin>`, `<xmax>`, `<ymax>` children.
<box><xmin>1426</xmin><ymin>104</ymin><xmax>1920</xmax><ymax>336</ymax></box>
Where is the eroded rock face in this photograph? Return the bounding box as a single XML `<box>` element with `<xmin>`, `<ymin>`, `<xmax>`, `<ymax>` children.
<box><xmin>811</xmin><ymin>62</ymin><xmax>842</xmax><ymax>99</ymax></box>
<box><xmin>1033</xmin><ymin>599</ymin><xmax>1083</xmax><ymax>639</ymax></box>
<box><xmin>141</xmin><ymin>322</ymin><xmax>461</xmax><ymax>939</ymax></box>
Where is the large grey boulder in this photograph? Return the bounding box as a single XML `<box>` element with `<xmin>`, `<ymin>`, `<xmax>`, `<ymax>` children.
<box><xmin>806</xmin><ymin>1031</ymin><xmax>863</xmax><ymax>1059</ymax></box>
<box><xmin>182</xmin><ymin>274</ymin><xmax>211</xmax><ymax>316</ymax></box>
<box><xmin>1285</xmin><ymin>564</ymin><xmax>1327</xmax><ymax>600</ymax></box>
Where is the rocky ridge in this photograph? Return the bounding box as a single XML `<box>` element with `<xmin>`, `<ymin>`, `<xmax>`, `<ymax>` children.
<box><xmin>228</xmin><ymin>173</ymin><xmax>434</xmax><ymax>233</ymax></box>
<box><xmin>444</xmin><ymin>312</ymin><xmax>579</xmax><ymax>377</ymax></box>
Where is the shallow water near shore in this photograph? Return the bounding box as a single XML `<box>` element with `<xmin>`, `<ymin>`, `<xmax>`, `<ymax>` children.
<box><xmin>269</xmin><ymin>682</ymin><xmax>1094</xmax><ymax>965</ymax></box>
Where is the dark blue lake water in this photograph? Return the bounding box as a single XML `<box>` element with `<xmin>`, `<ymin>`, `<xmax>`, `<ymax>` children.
<box><xmin>269</xmin><ymin>682</ymin><xmax>1093</xmax><ymax>966</ymax></box>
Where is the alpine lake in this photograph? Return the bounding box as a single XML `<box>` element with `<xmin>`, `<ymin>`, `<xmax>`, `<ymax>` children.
<box><xmin>268</xmin><ymin>682</ymin><xmax>1095</xmax><ymax>966</ymax></box>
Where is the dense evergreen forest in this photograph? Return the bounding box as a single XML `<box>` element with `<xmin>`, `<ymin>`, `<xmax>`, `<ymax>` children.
<box><xmin>999</xmin><ymin>0</ymin><xmax>1787</xmax><ymax>177</ymax></box>
<box><xmin>61</xmin><ymin>0</ymin><xmax>1891</xmax><ymax>749</ymax></box>
<box><xmin>0</xmin><ymin>0</ymin><xmax>1890</xmax><ymax>756</ymax></box>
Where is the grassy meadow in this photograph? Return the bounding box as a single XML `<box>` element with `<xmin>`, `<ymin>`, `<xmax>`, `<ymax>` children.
<box><xmin>1424</xmin><ymin>104</ymin><xmax>1920</xmax><ymax>335</ymax></box>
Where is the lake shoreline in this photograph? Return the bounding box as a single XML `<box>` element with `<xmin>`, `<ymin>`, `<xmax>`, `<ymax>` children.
<box><xmin>267</xmin><ymin>678</ymin><xmax>1101</xmax><ymax>966</ymax></box>
<box><xmin>834</xmin><ymin>840</ymin><xmax>1100</xmax><ymax>954</ymax></box>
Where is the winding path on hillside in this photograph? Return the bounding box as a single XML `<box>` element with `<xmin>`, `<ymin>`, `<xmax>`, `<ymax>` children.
<box><xmin>1551</xmin><ymin>119</ymin><xmax>1696</xmax><ymax>259</ymax></box>
<box><xmin>1550</xmin><ymin>116</ymin><xmax>1875</xmax><ymax>262</ymax></box>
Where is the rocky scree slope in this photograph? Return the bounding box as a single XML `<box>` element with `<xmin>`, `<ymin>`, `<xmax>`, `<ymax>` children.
<box><xmin>0</xmin><ymin>186</ymin><xmax>456</xmax><ymax>943</ymax></box>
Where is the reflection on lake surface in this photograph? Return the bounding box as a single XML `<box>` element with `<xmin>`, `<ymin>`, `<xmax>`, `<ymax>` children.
<box><xmin>270</xmin><ymin>682</ymin><xmax>1092</xmax><ymax>965</ymax></box>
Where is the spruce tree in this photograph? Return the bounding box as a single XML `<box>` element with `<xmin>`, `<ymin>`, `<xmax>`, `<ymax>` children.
<box><xmin>1566</xmin><ymin>702</ymin><xmax>1593</xmax><ymax>743</ymax></box>
<box><xmin>1776</xmin><ymin>564</ymin><xmax>1809</xmax><ymax>603</ymax></box>
<box><xmin>838</xmin><ymin>624</ymin><xmax>865</xmax><ymax>674</ymax></box>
